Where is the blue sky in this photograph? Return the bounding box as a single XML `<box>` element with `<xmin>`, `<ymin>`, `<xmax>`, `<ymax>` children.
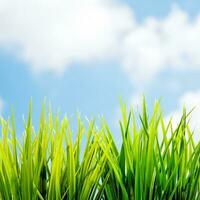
<box><xmin>0</xmin><ymin>0</ymin><xmax>200</xmax><ymax>142</ymax></box>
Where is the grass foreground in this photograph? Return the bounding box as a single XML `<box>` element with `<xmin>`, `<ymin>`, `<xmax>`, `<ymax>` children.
<box><xmin>0</xmin><ymin>99</ymin><xmax>199</xmax><ymax>200</ymax></box>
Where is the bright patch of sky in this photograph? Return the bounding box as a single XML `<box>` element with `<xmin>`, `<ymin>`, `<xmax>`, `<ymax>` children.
<box><xmin>0</xmin><ymin>0</ymin><xmax>200</xmax><ymax>142</ymax></box>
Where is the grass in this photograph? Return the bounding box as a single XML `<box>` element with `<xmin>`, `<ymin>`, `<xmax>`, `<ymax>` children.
<box><xmin>0</xmin><ymin>99</ymin><xmax>199</xmax><ymax>199</ymax></box>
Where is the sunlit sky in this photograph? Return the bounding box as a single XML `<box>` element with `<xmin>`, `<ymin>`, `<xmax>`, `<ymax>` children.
<box><xmin>0</xmin><ymin>0</ymin><xmax>200</xmax><ymax>142</ymax></box>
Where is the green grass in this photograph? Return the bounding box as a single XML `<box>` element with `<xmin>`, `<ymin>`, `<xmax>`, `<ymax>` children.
<box><xmin>0</xmin><ymin>99</ymin><xmax>199</xmax><ymax>200</ymax></box>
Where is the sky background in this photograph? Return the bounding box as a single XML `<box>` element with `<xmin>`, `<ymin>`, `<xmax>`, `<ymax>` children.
<box><xmin>0</xmin><ymin>0</ymin><xmax>200</xmax><ymax>142</ymax></box>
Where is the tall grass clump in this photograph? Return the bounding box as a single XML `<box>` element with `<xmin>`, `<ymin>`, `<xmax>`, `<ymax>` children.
<box><xmin>0</xmin><ymin>99</ymin><xmax>199</xmax><ymax>200</ymax></box>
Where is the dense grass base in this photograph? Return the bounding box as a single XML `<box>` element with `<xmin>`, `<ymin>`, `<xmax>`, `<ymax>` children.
<box><xmin>0</xmin><ymin>99</ymin><xmax>199</xmax><ymax>200</ymax></box>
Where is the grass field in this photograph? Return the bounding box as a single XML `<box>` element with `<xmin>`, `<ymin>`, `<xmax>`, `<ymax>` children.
<box><xmin>0</xmin><ymin>99</ymin><xmax>199</xmax><ymax>200</ymax></box>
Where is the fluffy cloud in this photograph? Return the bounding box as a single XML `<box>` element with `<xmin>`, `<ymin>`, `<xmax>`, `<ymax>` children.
<box><xmin>165</xmin><ymin>90</ymin><xmax>200</xmax><ymax>143</ymax></box>
<box><xmin>0</xmin><ymin>2</ymin><xmax>200</xmax><ymax>82</ymax></box>
<box><xmin>122</xmin><ymin>5</ymin><xmax>200</xmax><ymax>82</ymax></box>
<box><xmin>0</xmin><ymin>0</ymin><xmax>134</xmax><ymax>73</ymax></box>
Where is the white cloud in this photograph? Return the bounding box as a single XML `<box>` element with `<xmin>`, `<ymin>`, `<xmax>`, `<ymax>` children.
<box><xmin>0</xmin><ymin>2</ymin><xmax>200</xmax><ymax>82</ymax></box>
<box><xmin>0</xmin><ymin>0</ymin><xmax>134</xmax><ymax>73</ymax></box>
<box><xmin>165</xmin><ymin>90</ymin><xmax>200</xmax><ymax>143</ymax></box>
<box><xmin>122</xmin><ymin>5</ymin><xmax>200</xmax><ymax>82</ymax></box>
<box><xmin>0</xmin><ymin>97</ymin><xmax>4</xmax><ymax>115</ymax></box>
